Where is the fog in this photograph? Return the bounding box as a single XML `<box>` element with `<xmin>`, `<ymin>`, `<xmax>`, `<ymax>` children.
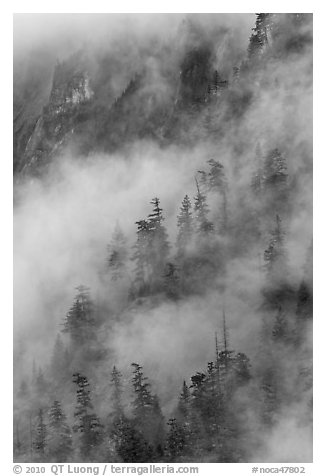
<box><xmin>13</xmin><ymin>13</ymin><xmax>312</xmax><ymax>463</ymax></box>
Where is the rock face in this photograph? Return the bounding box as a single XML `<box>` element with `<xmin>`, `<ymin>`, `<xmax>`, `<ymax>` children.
<box><xmin>13</xmin><ymin>20</ymin><xmax>233</xmax><ymax>177</ymax></box>
<box><xmin>13</xmin><ymin>14</ymin><xmax>313</xmax><ymax>178</ymax></box>
<box><xmin>17</xmin><ymin>53</ymin><xmax>95</xmax><ymax>175</ymax></box>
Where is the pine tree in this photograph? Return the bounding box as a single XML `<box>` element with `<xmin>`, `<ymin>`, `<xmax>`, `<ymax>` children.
<box><xmin>107</xmin><ymin>223</ymin><xmax>128</xmax><ymax>281</ymax></box>
<box><xmin>177</xmin><ymin>381</ymin><xmax>191</xmax><ymax>420</ymax></box>
<box><xmin>112</xmin><ymin>418</ymin><xmax>153</xmax><ymax>463</ymax></box>
<box><xmin>72</xmin><ymin>373</ymin><xmax>103</xmax><ymax>458</ymax></box>
<box><xmin>193</xmin><ymin>179</ymin><xmax>214</xmax><ymax>237</ymax></box>
<box><xmin>165</xmin><ymin>418</ymin><xmax>186</xmax><ymax>460</ymax></box>
<box><xmin>163</xmin><ymin>262</ymin><xmax>180</xmax><ymax>300</ymax></box>
<box><xmin>33</xmin><ymin>409</ymin><xmax>47</xmax><ymax>460</ymax></box>
<box><xmin>131</xmin><ymin>363</ymin><xmax>165</xmax><ymax>457</ymax></box>
<box><xmin>62</xmin><ymin>286</ymin><xmax>96</xmax><ymax>348</ymax></box>
<box><xmin>263</xmin><ymin>148</ymin><xmax>288</xmax><ymax>191</ymax></box>
<box><xmin>131</xmin><ymin>363</ymin><xmax>155</xmax><ymax>420</ymax></box>
<box><xmin>47</xmin><ymin>400</ymin><xmax>72</xmax><ymax>462</ymax></box>
<box><xmin>147</xmin><ymin>198</ymin><xmax>170</xmax><ymax>290</ymax></box>
<box><xmin>111</xmin><ymin>366</ymin><xmax>123</xmax><ymax>418</ymax></box>
<box><xmin>207</xmin><ymin>159</ymin><xmax>228</xmax><ymax>234</ymax></box>
<box><xmin>207</xmin><ymin>159</ymin><xmax>227</xmax><ymax>192</ymax></box>
<box><xmin>176</xmin><ymin>195</ymin><xmax>193</xmax><ymax>256</ymax></box>
<box><xmin>132</xmin><ymin>219</ymin><xmax>151</xmax><ymax>295</ymax></box>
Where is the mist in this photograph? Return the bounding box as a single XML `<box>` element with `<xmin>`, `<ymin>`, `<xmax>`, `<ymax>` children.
<box><xmin>13</xmin><ymin>13</ymin><xmax>313</xmax><ymax>464</ymax></box>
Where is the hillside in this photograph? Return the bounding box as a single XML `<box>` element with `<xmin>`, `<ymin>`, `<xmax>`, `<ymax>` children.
<box><xmin>13</xmin><ymin>13</ymin><xmax>313</xmax><ymax>463</ymax></box>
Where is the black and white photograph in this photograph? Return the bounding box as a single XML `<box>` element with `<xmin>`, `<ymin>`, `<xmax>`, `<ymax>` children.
<box><xmin>13</xmin><ymin>11</ymin><xmax>313</xmax><ymax>465</ymax></box>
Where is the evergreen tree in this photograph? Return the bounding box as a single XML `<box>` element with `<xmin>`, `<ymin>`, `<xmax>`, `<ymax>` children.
<box><xmin>111</xmin><ymin>366</ymin><xmax>123</xmax><ymax>418</ymax></box>
<box><xmin>263</xmin><ymin>148</ymin><xmax>288</xmax><ymax>191</ymax></box>
<box><xmin>47</xmin><ymin>400</ymin><xmax>72</xmax><ymax>462</ymax></box>
<box><xmin>112</xmin><ymin>418</ymin><xmax>153</xmax><ymax>463</ymax></box>
<box><xmin>263</xmin><ymin>215</ymin><xmax>287</xmax><ymax>278</ymax></box>
<box><xmin>207</xmin><ymin>159</ymin><xmax>227</xmax><ymax>192</ymax></box>
<box><xmin>131</xmin><ymin>363</ymin><xmax>155</xmax><ymax>420</ymax></box>
<box><xmin>62</xmin><ymin>286</ymin><xmax>96</xmax><ymax>348</ymax></box>
<box><xmin>165</xmin><ymin>418</ymin><xmax>186</xmax><ymax>461</ymax></box>
<box><xmin>177</xmin><ymin>381</ymin><xmax>191</xmax><ymax>420</ymax></box>
<box><xmin>33</xmin><ymin>409</ymin><xmax>47</xmax><ymax>460</ymax></box>
<box><xmin>176</xmin><ymin>195</ymin><xmax>193</xmax><ymax>256</ymax></box>
<box><xmin>163</xmin><ymin>262</ymin><xmax>180</xmax><ymax>300</ymax></box>
<box><xmin>193</xmin><ymin>179</ymin><xmax>214</xmax><ymax>237</ymax></box>
<box><xmin>131</xmin><ymin>363</ymin><xmax>165</xmax><ymax>457</ymax></box>
<box><xmin>147</xmin><ymin>198</ymin><xmax>170</xmax><ymax>289</ymax></box>
<box><xmin>132</xmin><ymin>219</ymin><xmax>151</xmax><ymax>295</ymax></box>
<box><xmin>205</xmin><ymin>159</ymin><xmax>228</xmax><ymax>234</ymax></box>
<box><xmin>72</xmin><ymin>373</ymin><xmax>103</xmax><ymax>458</ymax></box>
<box><xmin>107</xmin><ymin>223</ymin><xmax>128</xmax><ymax>281</ymax></box>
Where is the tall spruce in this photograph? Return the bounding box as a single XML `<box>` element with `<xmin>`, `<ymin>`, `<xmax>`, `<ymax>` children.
<box><xmin>131</xmin><ymin>363</ymin><xmax>164</xmax><ymax>457</ymax></box>
<box><xmin>111</xmin><ymin>366</ymin><xmax>123</xmax><ymax>418</ymax></box>
<box><xmin>47</xmin><ymin>400</ymin><xmax>72</xmax><ymax>462</ymax></box>
<box><xmin>33</xmin><ymin>409</ymin><xmax>47</xmax><ymax>460</ymax></box>
<box><xmin>62</xmin><ymin>286</ymin><xmax>96</xmax><ymax>348</ymax></box>
<box><xmin>147</xmin><ymin>197</ymin><xmax>170</xmax><ymax>289</ymax></box>
<box><xmin>72</xmin><ymin>373</ymin><xmax>103</xmax><ymax>458</ymax></box>
<box><xmin>176</xmin><ymin>195</ymin><xmax>193</xmax><ymax>256</ymax></box>
<box><xmin>193</xmin><ymin>179</ymin><xmax>214</xmax><ymax>237</ymax></box>
<box><xmin>132</xmin><ymin>219</ymin><xmax>151</xmax><ymax>294</ymax></box>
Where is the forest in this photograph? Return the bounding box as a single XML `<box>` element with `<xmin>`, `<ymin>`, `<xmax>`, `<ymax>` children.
<box><xmin>13</xmin><ymin>13</ymin><xmax>313</xmax><ymax>463</ymax></box>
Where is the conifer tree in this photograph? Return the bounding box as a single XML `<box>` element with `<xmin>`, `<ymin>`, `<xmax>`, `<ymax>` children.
<box><xmin>147</xmin><ymin>198</ymin><xmax>170</xmax><ymax>289</ymax></box>
<box><xmin>165</xmin><ymin>418</ymin><xmax>186</xmax><ymax>461</ymax></box>
<box><xmin>163</xmin><ymin>262</ymin><xmax>180</xmax><ymax>300</ymax></box>
<box><xmin>131</xmin><ymin>363</ymin><xmax>155</xmax><ymax>420</ymax></box>
<box><xmin>177</xmin><ymin>381</ymin><xmax>191</xmax><ymax>420</ymax></box>
<box><xmin>263</xmin><ymin>148</ymin><xmax>288</xmax><ymax>191</ymax></box>
<box><xmin>193</xmin><ymin>179</ymin><xmax>214</xmax><ymax>237</ymax></box>
<box><xmin>47</xmin><ymin>400</ymin><xmax>72</xmax><ymax>462</ymax></box>
<box><xmin>62</xmin><ymin>286</ymin><xmax>96</xmax><ymax>348</ymax></box>
<box><xmin>263</xmin><ymin>215</ymin><xmax>287</xmax><ymax>278</ymax></box>
<box><xmin>131</xmin><ymin>363</ymin><xmax>165</xmax><ymax>457</ymax></box>
<box><xmin>207</xmin><ymin>159</ymin><xmax>228</xmax><ymax>234</ymax></box>
<box><xmin>107</xmin><ymin>223</ymin><xmax>128</xmax><ymax>281</ymax></box>
<box><xmin>33</xmin><ymin>409</ymin><xmax>47</xmax><ymax>460</ymax></box>
<box><xmin>132</xmin><ymin>219</ymin><xmax>151</xmax><ymax>294</ymax></box>
<box><xmin>176</xmin><ymin>195</ymin><xmax>193</xmax><ymax>256</ymax></box>
<box><xmin>111</xmin><ymin>366</ymin><xmax>123</xmax><ymax>418</ymax></box>
<box><xmin>112</xmin><ymin>418</ymin><xmax>153</xmax><ymax>463</ymax></box>
<box><xmin>72</xmin><ymin>373</ymin><xmax>103</xmax><ymax>458</ymax></box>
